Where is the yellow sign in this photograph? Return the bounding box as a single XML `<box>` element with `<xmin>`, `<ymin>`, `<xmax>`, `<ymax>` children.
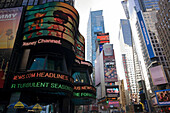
<box><xmin>14</xmin><ymin>101</ymin><xmax>25</xmax><ymax>109</ymax></box>
<box><xmin>32</xmin><ymin>104</ymin><xmax>42</xmax><ymax>111</ymax></box>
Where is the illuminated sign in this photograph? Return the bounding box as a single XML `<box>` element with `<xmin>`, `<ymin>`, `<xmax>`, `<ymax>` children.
<box><xmin>106</xmin><ymin>87</ymin><xmax>119</xmax><ymax>94</ymax></box>
<box><xmin>75</xmin><ymin>59</ymin><xmax>92</xmax><ymax>67</ymax></box>
<box><xmin>155</xmin><ymin>89</ymin><xmax>170</xmax><ymax>105</ymax></box>
<box><xmin>11</xmin><ymin>82</ymin><xmax>73</xmax><ymax>92</ymax></box>
<box><xmin>108</xmin><ymin>101</ymin><xmax>120</xmax><ymax>107</ymax></box>
<box><xmin>24</xmin><ymin>2</ymin><xmax>79</xmax><ymax>46</ymax></box>
<box><xmin>97</xmin><ymin>33</ymin><xmax>110</xmax><ymax>44</ymax></box>
<box><xmin>137</xmin><ymin>11</ymin><xmax>155</xmax><ymax>58</ymax></box>
<box><xmin>74</xmin><ymin>85</ymin><xmax>96</xmax><ymax>93</ymax></box>
<box><xmin>73</xmin><ymin>92</ymin><xmax>95</xmax><ymax>98</ymax></box>
<box><xmin>13</xmin><ymin>71</ymin><xmax>74</xmax><ymax>83</ymax></box>
<box><xmin>22</xmin><ymin>39</ymin><xmax>61</xmax><ymax>46</ymax></box>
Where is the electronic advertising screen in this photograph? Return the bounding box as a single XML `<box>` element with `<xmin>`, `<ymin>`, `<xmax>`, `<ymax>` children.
<box><xmin>103</xmin><ymin>48</ymin><xmax>118</xmax><ymax>82</ymax></box>
<box><xmin>106</xmin><ymin>86</ymin><xmax>119</xmax><ymax>94</ymax></box>
<box><xmin>0</xmin><ymin>7</ymin><xmax>23</xmax><ymax>88</ymax></box>
<box><xmin>75</xmin><ymin>33</ymin><xmax>85</xmax><ymax>61</ymax></box>
<box><xmin>23</xmin><ymin>2</ymin><xmax>79</xmax><ymax>45</ymax></box>
<box><xmin>97</xmin><ymin>33</ymin><xmax>110</xmax><ymax>44</ymax></box>
<box><xmin>155</xmin><ymin>89</ymin><xmax>170</xmax><ymax>105</ymax></box>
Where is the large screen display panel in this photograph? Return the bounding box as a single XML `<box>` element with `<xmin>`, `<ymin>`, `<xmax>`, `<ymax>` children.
<box><xmin>23</xmin><ymin>2</ymin><xmax>79</xmax><ymax>45</ymax></box>
<box><xmin>149</xmin><ymin>65</ymin><xmax>168</xmax><ymax>86</ymax></box>
<box><xmin>0</xmin><ymin>7</ymin><xmax>23</xmax><ymax>88</ymax></box>
<box><xmin>103</xmin><ymin>46</ymin><xmax>118</xmax><ymax>82</ymax></box>
<box><xmin>155</xmin><ymin>89</ymin><xmax>170</xmax><ymax>105</ymax></box>
<box><xmin>97</xmin><ymin>33</ymin><xmax>110</xmax><ymax>44</ymax></box>
<box><xmin>137</xmin><ymin>11</ymin><xmax>155</xmax><ymax>58</ymax></box>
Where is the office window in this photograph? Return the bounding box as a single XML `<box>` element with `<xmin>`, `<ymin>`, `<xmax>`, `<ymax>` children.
<box><xmin>72</xmin><ymin>71</ymin><xmax>89</xmax><ymax>84</ymax></box>
<box><xmin>29</xmin><ymin>55</ymin><xmax>64</xmax><ymax>72</ymax></box>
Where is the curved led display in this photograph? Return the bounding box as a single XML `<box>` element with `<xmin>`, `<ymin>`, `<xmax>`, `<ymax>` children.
<box><xmin>75</xmin><ymin>33</ymin><xmax>85</xmax><ymax>60</ymax></box>
<box><xmin>23</xmin><ymin>2</ymin><xmax>79</xmax><ymax>46</ymax></box>
<box><xmin>11</xmin><ymin>71</ymin><xmax>74</xmax><ymax>94</ymax></box>
<box><xmin>72</xmin><ymin>85</ymin><xmax>96</xmax><ymax>105</ymax></box>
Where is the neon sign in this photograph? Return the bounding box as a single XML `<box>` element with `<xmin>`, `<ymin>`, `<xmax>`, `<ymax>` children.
<box><xmin>11</xmin><ymin>82</ymin><xmax>73</xmax><ymax>92</ymax></box>
<box><xmin>13</xmin><ymin>72</ymin><xmax>74</xmax><ymax>83</ymax></box>
<box><xmin>73</xmin><ymin>92</ymin><xmax>95</xmax><ymax>98</ymax></box>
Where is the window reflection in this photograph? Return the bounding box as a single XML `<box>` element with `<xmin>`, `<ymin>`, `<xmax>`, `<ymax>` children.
<box><xmin>29</xmin><ymin>55</ymin><xmax>64</xmax><ymax>71</ymax></box>
<box><xmin>72</xmin><ymin>71</ymin><xmax>89</xmax><ymax>84</ymax></box>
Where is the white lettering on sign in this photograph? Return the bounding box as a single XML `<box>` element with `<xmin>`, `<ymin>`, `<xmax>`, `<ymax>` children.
<box><xmin>0</xmin><ymin>13</ymin><xmax>17</xmax><ymax>20</ymax></box>
<box><xmin>22</xmin><ymin>39</ymin><xmax>61</xmax><ymax>46</ymax></box>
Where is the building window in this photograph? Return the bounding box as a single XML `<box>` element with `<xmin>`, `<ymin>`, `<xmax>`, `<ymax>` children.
<box><xmin>29</xmin><ymin>55</ymin><xmax>64</xmax><ymax>72</ymax></box>
<box><xmin>72</xmin><ymin>71</ymin><xmax>89</xmax><ymax>84</ymax></box>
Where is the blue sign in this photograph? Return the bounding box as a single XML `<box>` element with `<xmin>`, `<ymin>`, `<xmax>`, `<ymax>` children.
<box><xmin>155</xmin><ymin>89</ymin><xmax>170</xmax><ymax>105</ymax></box>
<box><xmin>144</xmin><ymin>100</ymin><xmax>149</xmax><ymax>112</ymax></box>
<box><xmin>99</xmin><ymin>44</ymin><xmax>103</xmax><ymax>52</ymax></box>
<box><xmin>137</xmin><ymin>11</ymin><xmax>155</xmax><ymax>58</ymax></box>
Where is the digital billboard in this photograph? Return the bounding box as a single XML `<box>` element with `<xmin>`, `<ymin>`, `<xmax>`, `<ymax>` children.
<box><xmin>23</xmin><ymin>2</ymin><xmax>79</xmax><ymax>45</ymax></box>
<box><xmin>108</xmin><ymin>101</ymin><xmax>120</xmax><ymax>108</ymax></box>
<box><xmin>155</xmin><ymin>89</ymin><xmax>170</xmax><ymax>105</ymax></box>
<box><xmin>97</xmin><ymin>33</ymin><xmax>110</xmax><ymax>44</ymax></box>
<box><xmin>11</xmin><ymin>71</ymin><xmax>74</xmax><ymax>94</ymax></box>
<box><xmin>0</xmin><ymin>7</ymin><xmax>23</xmax><ymax>88</ymax></box>
<box><xmin>149</xmin><ymin>65</ymin><xmax>168</xmax><ymax>85</ymax></box>
<box><xmin>137</xmin><ymin>11</ymin><xmax>155</xmax><ymax>58</ymax></box>
<box><xmin>75</xmin><ymin>33</ymin><xmax>85</xmax><ymax>60</ymax></box>
<box><xmin>103</xmin><ymin>46</ymin><xmax>118</xmax><ymax>82</ymax></box>
<box><xmin>106</xmin><ymin>86</ymin><xmax>119</xmax><ymax>94</ymax></box>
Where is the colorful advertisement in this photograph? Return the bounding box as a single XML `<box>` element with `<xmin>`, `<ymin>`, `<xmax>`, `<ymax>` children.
<box><xmin>23</xmin><ymin>2</ymin><xmax>79</xmax><ymax>45</ymax></box>
<box><xmin>0</xmin><ymin>7</ymin><xmax>23</xmax><ymax>88</ymax></box>
<box><xmin>97</xmin><ymin>33</ymin><xmax>110</xmax><ymax>44</ymax></box>
<box><xmin>106</xmin><ymin>86</ymin><xmax>119</xmax><ymax>94</ymax></box>
<box><xmin>75</xmin><ymin>33</ymin><xmax>85</xmax><ymax>60</ymax></box>
<box><xmin>108</xmin><ymin>101</ymin><xmax>120</xmax><ymax>108</ymax></box>
<box><xmin>137</xmin><ymin>11</ymin><xmax>155</xmax><ymax>58</ymax></box>
<box><xmin>149</xmin><ymin>65</ymin><xmax>168</xmax><ymax>85</ymax></box>
<box><xmin>155</xmin><ymin>89</ymin><xmax>170</xmax><ymax>105</ymax></box>
<box><xmin>0</xmin><ymin>7</ymin><xmax>22</xmax><ymax>49</ymax></box>
<box><xmin>103</xmin><ymin>46</ymin><xmax>118</xmax><ymax>82</ymax></box>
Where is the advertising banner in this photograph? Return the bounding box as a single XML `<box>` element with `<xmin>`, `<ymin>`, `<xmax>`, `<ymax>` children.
<box><xmin>0</xmin><ymin>7</ymin><xmax>22</xmax><ymax>49</ymax></box>
<box><xmin>0</xmin><ymin>7</ymin><xmax>23</xmax><ymax>88</ymax></box>
<box><xmin>149</xmin><ymin>65</ymin><xmax>168</xmax><ymax>85</ymax></box>
<box><xmin>103</xmin><ymin>46</ymin><xmax>118</xmax><ymax>82</ymax></box>
<box><xmin>137</xmin><ymin>11</ymin><xmax>155</xmax><ymax>58</ymax></box>
<box><xmin>155</xmin><ymin>89</ymin><xmax>170</xmax><ymax>105</ymax></box>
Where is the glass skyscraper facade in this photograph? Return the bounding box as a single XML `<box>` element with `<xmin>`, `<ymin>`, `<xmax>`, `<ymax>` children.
<box><xmin>86</xmin><ymin>10</ymin><xmax>105</xmax><ymax>66</ymax></box>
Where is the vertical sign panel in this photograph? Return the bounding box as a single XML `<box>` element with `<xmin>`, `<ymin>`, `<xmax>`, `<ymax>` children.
<box><xmin>137</xmin><ymin>11</ymin><xmax>155</xmax><ymax>58</ymax></box>
<box><xmin>0</xmin><ymin>7</ymin><xmax>23</xmax><ymax>88</ymax></box>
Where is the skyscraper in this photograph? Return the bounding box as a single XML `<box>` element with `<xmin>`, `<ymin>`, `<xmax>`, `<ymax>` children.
<box><xmin>86</xmin><ymin>10</ymin><xmax>105</xmax><ymax>66</ymax></box>
<box><xmin>156</xmin><ymin>0</ymin><xmax>170</xmax><ymax>73</ymax></box>
<box><xmin>118</xmin><ymin>19</ymin><xmax>137</xmax><ymax>102</ymax></box>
